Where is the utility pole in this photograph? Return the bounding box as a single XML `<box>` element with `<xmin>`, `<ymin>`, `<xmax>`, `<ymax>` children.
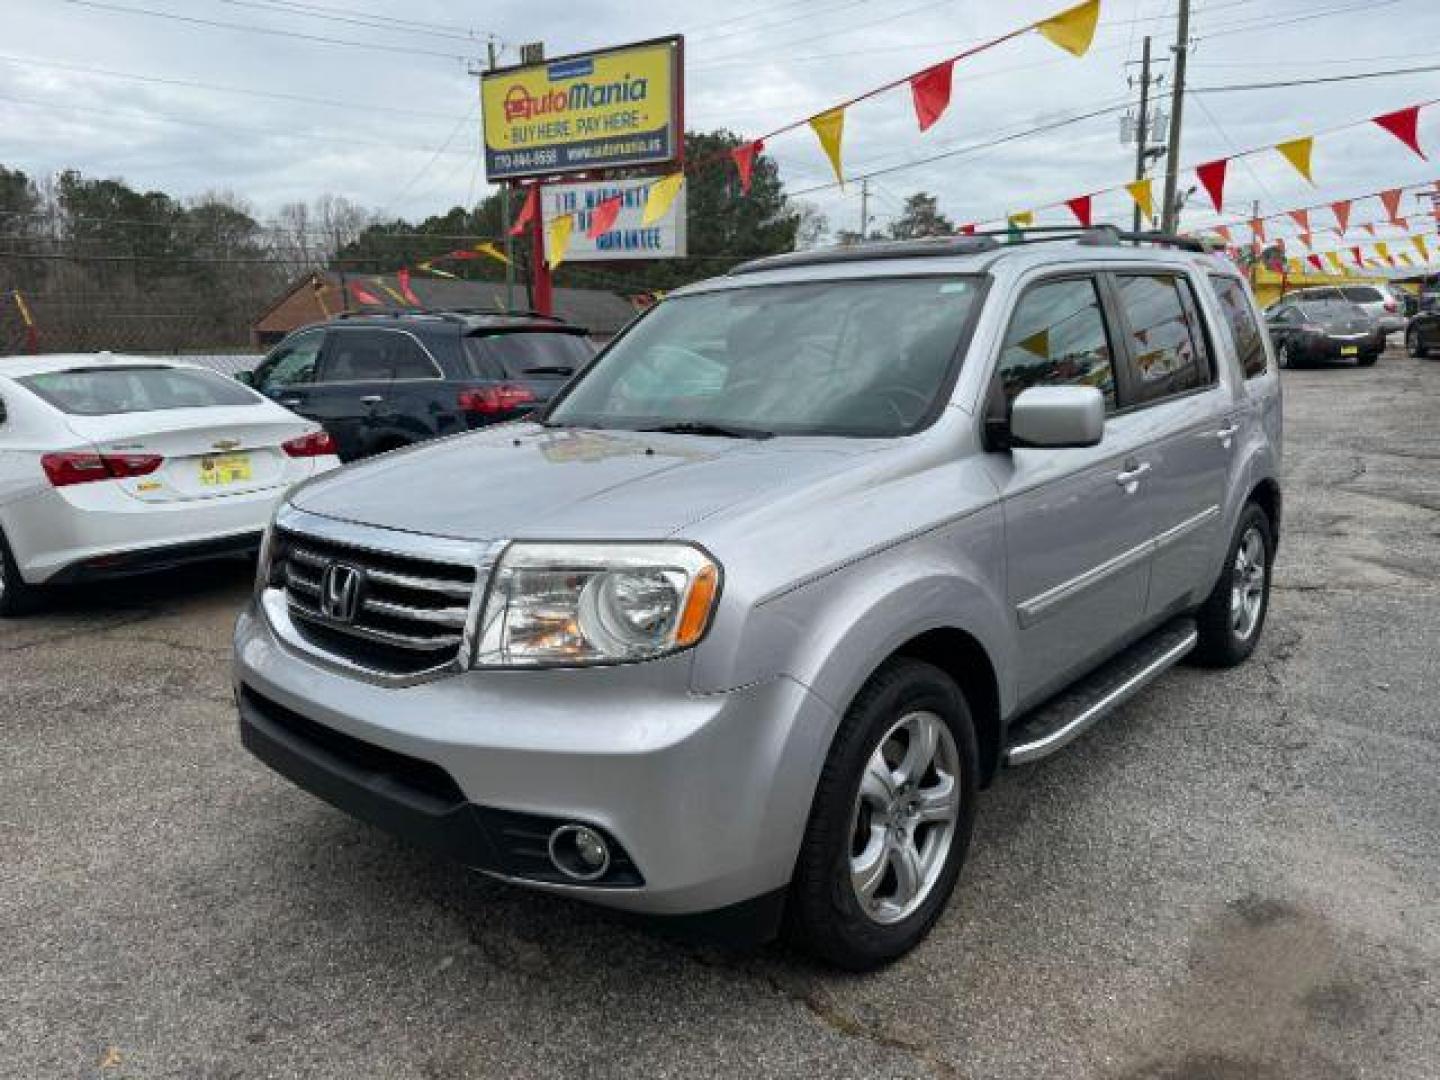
<box><xmin>1132</xmin><ymin>36</ymin><xmax>1154</xmax><ymax>234</ymax></box>
<box><xmin>486</xmin><ymin>38</ymin><xmax>516</xmax><ymax>311</ymax></box>
<box><xmin>859</xmin><ymin>178</ymin><xmax>871</xmax><ymax>242</ymax></box>
<box><xmin>1160</xmin><ymin>0</ymin><xmax>1190</xmax><ymax>234</ymax></box>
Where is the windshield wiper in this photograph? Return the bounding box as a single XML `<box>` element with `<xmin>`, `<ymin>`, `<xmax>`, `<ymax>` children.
<box><xmin>635</xmin><ymin>421</ymin><xmax>775</xmax><ymax>440</ymax></box>
<box><xmin>521</xmin><ymin>365</ymin><xmax>576</xmax><ymax>376</ymax></box>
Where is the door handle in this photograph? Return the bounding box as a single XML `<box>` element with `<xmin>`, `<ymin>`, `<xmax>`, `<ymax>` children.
<box><xmin>359</xmin><ymin>395</ymin><xmax>384</xmax><ymax>405</ymax></box>
<box><xmin>278</xmin><ymin>397</ymin><xmax>304</xmax><ymax>408</ymax></box>
<box><xmin>1215</xmin><ymin>423</ymin><xmax>1239</xmax><ymax>448</ymax></box>
<box><xmin>1115</xmin><ymin>462</ymin><xmax>1151</xmax><ymax>492</ymax></box>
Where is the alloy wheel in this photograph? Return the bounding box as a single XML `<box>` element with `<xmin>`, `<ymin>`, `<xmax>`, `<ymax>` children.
<box><xmin>1231</xmin><ymin>526</ymin><xmax>1267</xmax><ymax>640</ymax></box>
<box><xmin>848</xmin><ymin>710</ymin><xmax>961</xmax><ymax>925</ymax></box>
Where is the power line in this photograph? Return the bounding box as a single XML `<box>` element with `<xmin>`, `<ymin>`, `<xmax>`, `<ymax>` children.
<box><xmin>58</xmin><ymin>0</ymin><xmax>476</xmax><ymax>62</ymax></box>
<box><xmin>206</xmin><ymin>0</ymin><xmax>491</xmax><ymax>41</ymax></box>
<box><xmin>1191</xmin><ymin>62</ymin><xmax>1440</xmax><ymax>94</ymax></box>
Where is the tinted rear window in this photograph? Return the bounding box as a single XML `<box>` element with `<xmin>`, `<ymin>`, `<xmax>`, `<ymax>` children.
<box><xmin>19</xmin><ymin>366</ymin><xmax>259</xmax><ymax>415</ymax></box>
<box><xmin>1340</xmin><ymin>287</ymin><xmax>1383</xmax><ymax>303</ymax></box>
<box><xmin>1209</xmin><ymin>275</ymin><xmax>1267</xmax><ymax>379</ymax></box>
<box><xmin>465</xmin><ymin>332</ymin><xmax>595</xmax><ymax>379</ymax></box>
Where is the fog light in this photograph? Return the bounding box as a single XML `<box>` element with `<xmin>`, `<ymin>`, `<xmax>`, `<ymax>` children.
<box><xmin>548</xmin><ymin>823</ymin><xmax>612</xmax><ymax>881</ymax></box>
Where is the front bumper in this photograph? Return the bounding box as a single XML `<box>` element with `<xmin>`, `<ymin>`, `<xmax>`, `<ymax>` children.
<box><xmin>233</xmin><ymin>600</ymin><xmax>835</xmax><ymax>918</ymax></box>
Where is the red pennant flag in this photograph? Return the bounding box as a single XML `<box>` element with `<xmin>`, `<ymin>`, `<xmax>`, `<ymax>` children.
<box><xmin>1196</xmin><ymin>158</ymin><xmax>1228</xmax><ymax>211</ymax></box>
<box><xmin>1331</xmin><ymin>199</ymin><xmax>1352</xmax><ymax>233</ymax></box>
<box><xmin>349</xmin><ymin>281</ymin><xmax>382</xmax><ymax>306</ymax></box>
<box><xmin>509</xmin><ymin>185</ymin><xmax>538</xmax><ymax>237</ymax></box>
<box><xmin>1065</xmin><ymin>194</ymin><xmax>1093</xmax><ymax>227</ymax></box>
<box><xmin>396</xmin><ymin>267</ymin><xmax>421</xmax><ymax>305</ymax></box>
<box><xmin>1297</xmin><ymin>232</ymin><xmax>1313</xmax><ymax>249</ymax></box>
<box><xmin>1351</xmin><ymin>247</ymin><xmax>1364</xmax><ymax>268</ymax></box>
<box><xmin>1306</xmin><ymin>254</ymin><xmax>1323</xmax><ymax>273</ymax></box>
<box><xmin>958</xmin><ymin>223</ymin><xmax>976</xmax><ymax>235</ymax></box>
<box><xmin>1250</xmin><ymin>218</ymin><xmax>1266</xmax><ymax>243</ymax></box>
<box><xmin>730</xmin><ymin>140</ymin><xmax>763</xmax><ymax>194</ymax></box>
<box><xmin>1288</xmin><ymin>209</ymin><xmax>1310</xmax><ymax>233</ymax></box>
<box><xmin>1393</xmin><ymin>215</ymin><xmax>1409</xmax><ymax>231</ymax></box>
<box><xmin>1372</xmin><ymin>105</ymin><xmax>1427</xmax><ymax>159</ymax></box>
<box><xmin>586</xmin><ymin>194</ymin><xmax>623</xmax><ymax>239</ymax></box>
<box><xmin>909</xmin><ymin>62</ymin><xmax>954</xmax><ymax>132</ymax></box>
<box><xmin>1379</xmin><ymin>187</ymin><xmax>1404</xmax><ymax>223</ymax></box>
<box><xmin>1214</xmin><ymin>224</ymin><xmax>1233</xmax><ymax>244</ymax></box>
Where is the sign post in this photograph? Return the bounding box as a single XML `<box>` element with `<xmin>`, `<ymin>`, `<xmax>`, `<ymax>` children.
<box><xmin>481</xmin><ymin>36</ymin><xmax>684</xmax><ymax>316</ymax></box>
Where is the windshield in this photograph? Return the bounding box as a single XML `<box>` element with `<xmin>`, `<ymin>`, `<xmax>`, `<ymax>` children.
<box><xmin>1298</xmin><ymin>302</ymin><xmax>1367</xmax><ymax>321</ymax></box>
<box><xmin>546</xmin><ymin>276</ymin><xmax>983</xmax><ymax>437</ymax></box>
<box><xmin>19</xmin><ymin>366</ymin><xmax>260</xmax><ymax>415</ymax></box>
<box><xmin>465</xmin><ymin>331</ymin><xmax>595</xmax><ymax>378</ymax></box>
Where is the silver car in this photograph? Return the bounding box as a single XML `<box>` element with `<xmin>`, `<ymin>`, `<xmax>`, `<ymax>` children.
<box><xmin>1269</xmin><ymin>283</ymin><xmax>1406</xmax><ymax>334</ymax></box>
<box><xmin>234</xmin><ymin>232</ymin><xmax>1282</xmax><ymax>969</ymax></box>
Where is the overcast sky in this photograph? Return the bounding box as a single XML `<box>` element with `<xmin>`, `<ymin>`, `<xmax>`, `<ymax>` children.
<box><xmin>4</xmin><ymin>0</ymin><xmax>1439</xmax><ymax>248</ymax></box>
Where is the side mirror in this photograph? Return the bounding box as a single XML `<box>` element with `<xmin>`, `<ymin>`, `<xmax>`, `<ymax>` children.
<box><xmin>1008</xmin><ymin>386</ymin><xmax>1104</xmax><ymax>449</ymax></box>
<box><xmin>235</xmin><ymin>370</ymin><xmax>255</xmax><ymax>386</ymax></box>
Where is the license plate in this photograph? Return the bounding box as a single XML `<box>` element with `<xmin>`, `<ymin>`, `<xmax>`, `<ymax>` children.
<box><xmin>1340</xmin><ymin>346</ymin><xmax>1359</xmax><ymax>356</ymax></box>
<box><xmin>199</xmin><ymin>452</ymin><xmax>252</xmax><ymax>486</ymax></box>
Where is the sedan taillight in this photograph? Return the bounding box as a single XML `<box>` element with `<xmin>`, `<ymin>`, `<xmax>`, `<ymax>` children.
<box><xmin>282</xmin><ymin>430</ymin><xmax>337</xmax><ymax>458</ymax></box>
<box><xmin>42</xmin><ymin>451</ymin><xmax>164</xmax><ymax>488</ymax></box>
<box><xmin>458</xmin><ymin>384</ymin><xmax>537</xmax><ymax>415</ymax></box>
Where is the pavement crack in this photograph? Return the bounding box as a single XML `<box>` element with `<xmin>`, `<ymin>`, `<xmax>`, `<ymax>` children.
<box><xmin>0</xmin><ymin>609</ymin><xmax>160</xmax><ymax>654</ymax></box>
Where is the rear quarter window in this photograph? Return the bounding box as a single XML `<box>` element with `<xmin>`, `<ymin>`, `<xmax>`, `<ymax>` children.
<box><xmin>1209</xmin><ymin>275</ymin><xmax>1268</xmax><ymax>379</ymax></box>
<box><xmin>465</xmin><ymin>332</ymin><xmax>595</xmax><ymax>379</ymax></box>
<box><xmin>18</xmin><ymin>366</ymin><xmax>260</xmax><ymax>415</ymax></box>
<box><xmin>1340</xmin><ymin>287</ymin><xmax>1383</xmax><ymax>303</ymax></box>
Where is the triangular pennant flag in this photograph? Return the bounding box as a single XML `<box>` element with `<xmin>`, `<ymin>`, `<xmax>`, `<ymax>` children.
<box><xmin>1125</xmin><ymin>179</ymin><xmax>1155</xmax><ymax>221</ymax></box>
<box><xmin>474</xmin><ymin>241</ymin><xmax>511</xmax><ymax>265</ymax></box>
<box><xmin>1065</xmin><ymin>194</ymin><xmax>1093</xmax><ymax>227</ymax></box>
<box><xmin>1297</xmin><ymin>232</ymin><xmax>1313</xmax><ymax>250</ymax></box>
<box><xmin>1275</xmin><ymin>137</ymin><xmax>1315</xmax><ymax>183</ymax></box>
<box><xmin>1379</xmin><ymin>187</ymin><xmax>1404</xmax><ymax>224</ymax></box>
<box><xmin>1325</xmin><ymin>251</ymin><xmax>1343</xmax><ymax>272</ymax></box>
<box><xmin>349</xmin><ymin>281</ymin><xmax>382</xmax><ymax>306</ymax></box>
<box><xmin>1017</xmin><ymin>328</ymin><xmax>1050</xmax><ymax>359</ymax></box>
<box><xmin>1214</xmin><ymin>224</ymin><xmax>1233</xmax><ymax>245</ymax></box>
<box><xmin>1331</xmin><ymin>199</ymin><xmax>1352</xmax><ymax>232</ymax></box>
<box><xmin>374</xmin><ymin>278</ymin><xmax>408</xmax><ymax>306</ymax></box>
<box><xmin>1414</xmin><ymin>235</ymin><xmax>1430</xmax><ymax>262</ymax></box>
<box><xmin>1196</xmin><ymin>158</ymin><xmax>1228</xmax><ymax>212</ymax></box>
<box><xmin>1372</xmin><ymin>105</ymin><xmax>1427</xmax><ymax>159</ymax></box>
<box><xmin>809</xmin><ymin>108</ymin><xmax>846</xmax><ymax>187</ymax></box>
<box><xmin>396</xmin><ymin>267</ymin><xmax>421</xmax><ymax>305</ymax></box>
<box><xmin>642</xmin><ymin>172</ymin><xmax>685</xmax><ymax>226</ymax></box>
<box><xmin>958</xmin><ymin>223</ymin><xmax>976</xmax><ymax>235</ymax></box>
<box><xmin>1360</xmin><ymin>222</ymin><xmax>1376</xmax><ymax>236</ymax></box>
<box><xmin>1351</xmin><ymin>247</ymin><xmax>1364</xmax><ymax>268</ymax></box>
<box><xmin>909</xmin><ymin>62</ymin><xmax>953</xmax><ymax>133</ymax></box>
<box><xmin>1009</xmin><ymin>210</ymin><xmax>1035</xmax><ymax>228</ymax></box>
<box><xmin>1398</xmin><ymin>253</ymin><xmax>1414</xmax><ymax>267</ymax></box>
<box><xmin>730</xmin><ymin>140</ymin><xmax>764</xmax><ymax>194</ymax></box>
<box><xmin>1306</xmin><ymin>254</ymin><xmax>1323</xmax><ymax>273</ymax></box>
<box><xmin>418</xmin><ymin>263</ymin><xmax>458</xmax><ymax>280</ymax></box>
<box><xmin>1250</xmin><ymin>218</ymin><xmax>1266</xmax><ymax>243</ymax></box>
<box><xmin>546</xmin><ymin>213</ymin><xmax>574</xmax><ymax>268</ymax></box>
<box><xmin>1393</xmin><ymin>215</ymin><xmax>1409</xmax><ymax>231</ymax></box>
<box><xmin>1289</xmin><ymin>209</ymin><xmax>1311</xmax><ymax>233</ymax></box>
<box><xmin>509</xmin><ymin>185</ymin><xmax>538</xmax><ymax>237</ymax></box>
<box><xmin>586</xmin><ymin>195</ymin><xmax>623</xmax><ymax>239</ymax></box>
<box><xmin>1035</xmin><ymin>0</ymin><xmax>1100</xmax><ymax>57</ymax></box>
<box><xmin>1375</xmin><ymin>241</ymin><xmax>1393</xmax><ymax>265</ymax></box>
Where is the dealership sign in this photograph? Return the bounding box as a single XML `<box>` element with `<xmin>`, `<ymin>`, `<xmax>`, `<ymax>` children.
<box><xmin>481</xmin><ymin>37</ymin><xmax>683</xmax><ymax>181</ymax></box>
<box><xmin>541</xmin><ymin>178</ymin><xmax>686</xmax><ymax>261</ymax></box>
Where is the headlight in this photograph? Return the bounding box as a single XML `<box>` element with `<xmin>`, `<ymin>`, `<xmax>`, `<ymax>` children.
<box><xmin>254</xmin><ymin>507</ymin><xmax>282</xmax><ymax>596</ymax></box>
<box><xmin>475</xmin><ymin>542</ymin><xmax>721</xmax><ymax>667</ymax></box>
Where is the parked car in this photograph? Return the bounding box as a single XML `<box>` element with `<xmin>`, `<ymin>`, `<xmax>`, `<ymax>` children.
<box><xmin>235</xmin><ymin>233</ymin><xmax>1282</xmax><ymax>969</ymax></box>
<box><xmin>1265</xmin><ymin>299</ymin><xmax>1384</xmax><ymax>367</ymax></box>
<box><xmin>1404</xmin><ymin>307</ymin><xmax>1440</xmax><ymax>358</ymax></box>
<box><xmin>243</xmin><ymin>311</ymin><xmax>597</xmax><ymax>461</ymax></box>
<box><xmin>0</xmin><ymin>354</ymin><xmax>339</xmax><ymax>615</ymax></box>
<box><xmin>1266</xmin><ymin>284</ymin><xmax>1405</xmax><ymax>334</ymax></box>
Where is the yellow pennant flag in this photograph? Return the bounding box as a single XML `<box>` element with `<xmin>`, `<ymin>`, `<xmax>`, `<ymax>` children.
<box><xmin>474</xmin><ymin>241</ymin><xmax>510</xmax><ymax>266</ymax></box>
<box><xmin>641</xmin><ymin>172</ymin><xmax>685</xmax><ymax>226</ymax></box>
<box><xmin>374</xmin><ymin>279</ymin><xmax>408</xmax><ymax>305</ymax></box>
<box><xmin>1375</xmin><ymin>241</ymin><xmax>1392</xmax><ymax>263</ymax></box>
<box><xmin>547</xmin><ymin>213</ymin><xmax>574</xmax><ymax>268</ymax></box>
<box><xmin>809</xmin><ymin>108</ymin><xmax>846</xmax><ymax>187</ymax></box>
<box><xmin>1274</xmin><ymin>136</ymin><xmax>1315</xmax><ymax>183</ymax></box>
<box><xmin>1017</xmin><ymin>328</ymin><xmax>1050</xmax><ymax>359</ymax></box>
<box><xmin>1124</xmin><ymin>178</ymin><xmax>1155</xmax><ymax>221</ymax></box>
<box><xmin>1397</xmin><ymin>253</ymin><xmax>1414</xmax><ymax>266</ymax></box>
<box><xmin>1035</xmin><ymin>0</ymin><xmax>1101</xmax><ymax>57</ymax></box>
<box><xmin>1009</xmin><ymin>210</ymin><xmax>1035</xmax><ymax>228</ymax></box>
<box><xmin>1286</xmin><ymin>257</ymin><xmax>1304</xmax><ymax>275</ymax></box>
<box><xmin>1324</xmin><ymin>251</ymin><xmax>1343</xmax><ymax>273</ymax></box>
<box><xmin>1413</xmin><ymin>235</ymin><xmax>1430</xmax><ymax>262</ymax></box>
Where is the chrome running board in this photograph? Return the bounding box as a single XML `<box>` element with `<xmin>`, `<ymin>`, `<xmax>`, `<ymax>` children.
<box><xmin>1004</xmin><ymin>617</ymin><xmax>1198</xmax><ymax>766</ymax></box>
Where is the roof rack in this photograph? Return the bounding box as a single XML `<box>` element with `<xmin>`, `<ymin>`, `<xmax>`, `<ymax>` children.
<box><xmin>330</xmin><ymin>307</ymin><xmax>567</xmax><ymax>323</ymax></box>
<box><xmin>728</xmin><ymin>226</ymin><xmax>1214</xmax><ymax>276</ymax></box>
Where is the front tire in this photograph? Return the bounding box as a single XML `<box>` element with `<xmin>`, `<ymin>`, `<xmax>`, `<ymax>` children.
<box><xmin>0</xmin><ymin>528</ymin><xmax>42</xmax><ymax>617</ymax></box>
<box><xmin>1192</xmin><ymin>503</ymin><xmax>1273</xmax><ymax>667</ymax></box>
<box><xmin>786</xmin><ymin>658</ymin><xmax>978</xmax><ymax>970</ymax></box>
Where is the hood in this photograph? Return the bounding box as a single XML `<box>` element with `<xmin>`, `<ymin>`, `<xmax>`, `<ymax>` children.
<box><xmin>290</xmin><ymin>423</ymin><xmax>881</xmax><ymax>541</ymax></box>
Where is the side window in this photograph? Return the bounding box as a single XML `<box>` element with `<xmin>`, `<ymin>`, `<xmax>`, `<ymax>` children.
<box><xmin>1271</xmin><ymin>306</ymin><xmax>1297</xmax><ymax>324</ymax></box>
<box><xmin>255</xmin><ymin>330</ymin><xmax>322</xmax><ymax>393</ymax></box>
<box><xmin>319</xmin><ymin>330</ymin><xmax>439</xmax><ymax>382</ymax></box>
<box><xmin>1112</xmin><ymin>274</ymin><xmax>1211</xmax><ymax>406</ymax></box>
<box><xmin>1209</xmin><ymin>275</ymin><xmax>1268</xmax><ymax>379</ymax></box>
<box><xmin>995</xmin><ymin>277</ymin><xmax>1117</xmax><ymax>412</ymax></box>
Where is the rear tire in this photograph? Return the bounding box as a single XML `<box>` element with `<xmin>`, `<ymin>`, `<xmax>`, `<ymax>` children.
<box><xmin>1192</xmin><ymin>503</ymin><xmax>1273</xmax><ymax>668</ymax></box>
<box><xmin>1406</xmin><ymin>328</ymin><xmax>1429</xmax><ymax>358</ymax></box>
<box><xmin>1358</xmin><ymin>352</ymin><xmax>1378</xmax><ymax>367</ymax></box>
<box><xmin>786</xmin><ymin>658</ymin><xmax>979</xmax><ymax>971</ymax></box>
<box><xmin>0</xmin><ymin>528</ymin><xmax>42</xmax><ymax>617</ymax></box>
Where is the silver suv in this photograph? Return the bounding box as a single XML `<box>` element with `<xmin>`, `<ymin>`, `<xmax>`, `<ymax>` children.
<box><xmin>235</xmin><ymin>231</ymin><xmax>1282</xmax><ymax>969</ymax></box>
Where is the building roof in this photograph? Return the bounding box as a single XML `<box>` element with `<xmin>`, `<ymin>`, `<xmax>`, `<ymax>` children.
<box><xmin>252</xmin><ymin>271</ymin><xmax>639</xmax><ymax>338</ymax></box>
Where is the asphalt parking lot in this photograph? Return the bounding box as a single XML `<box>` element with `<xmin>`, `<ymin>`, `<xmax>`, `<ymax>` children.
<box><xmin>4</xmin><ymin>345</ymin><xmax>1438</xmax><ymax>1080</ymax></box>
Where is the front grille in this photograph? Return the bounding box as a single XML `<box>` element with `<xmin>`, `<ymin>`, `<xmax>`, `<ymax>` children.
<box><xmin>273</xmin><ymin>527</ymin><xmax>478</xmax><ymax>676</ymax></box>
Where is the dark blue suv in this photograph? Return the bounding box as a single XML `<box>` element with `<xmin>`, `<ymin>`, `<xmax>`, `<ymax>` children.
<box><xmin>244</xmin><ymin>311</ymin><xmax>596</xmax><ymax>461</ymax></box>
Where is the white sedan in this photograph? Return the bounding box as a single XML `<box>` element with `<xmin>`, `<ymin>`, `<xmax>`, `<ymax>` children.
<box><xmin>0</xmin><ymin>354</ymin><xmax>340</xmax><ymax>614</ymax></box>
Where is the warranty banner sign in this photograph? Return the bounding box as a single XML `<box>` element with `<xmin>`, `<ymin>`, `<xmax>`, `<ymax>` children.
<box><xmin>482</xmin><ymin>37</ymin><xmax>683</xmax><ymax>181</ymax></box>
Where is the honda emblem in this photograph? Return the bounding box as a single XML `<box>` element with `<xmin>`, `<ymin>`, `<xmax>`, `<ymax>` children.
<box><xmin>319</xmin><ymin>562</ymin><xmax>364</xmax><ymax>623</ymax></box>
